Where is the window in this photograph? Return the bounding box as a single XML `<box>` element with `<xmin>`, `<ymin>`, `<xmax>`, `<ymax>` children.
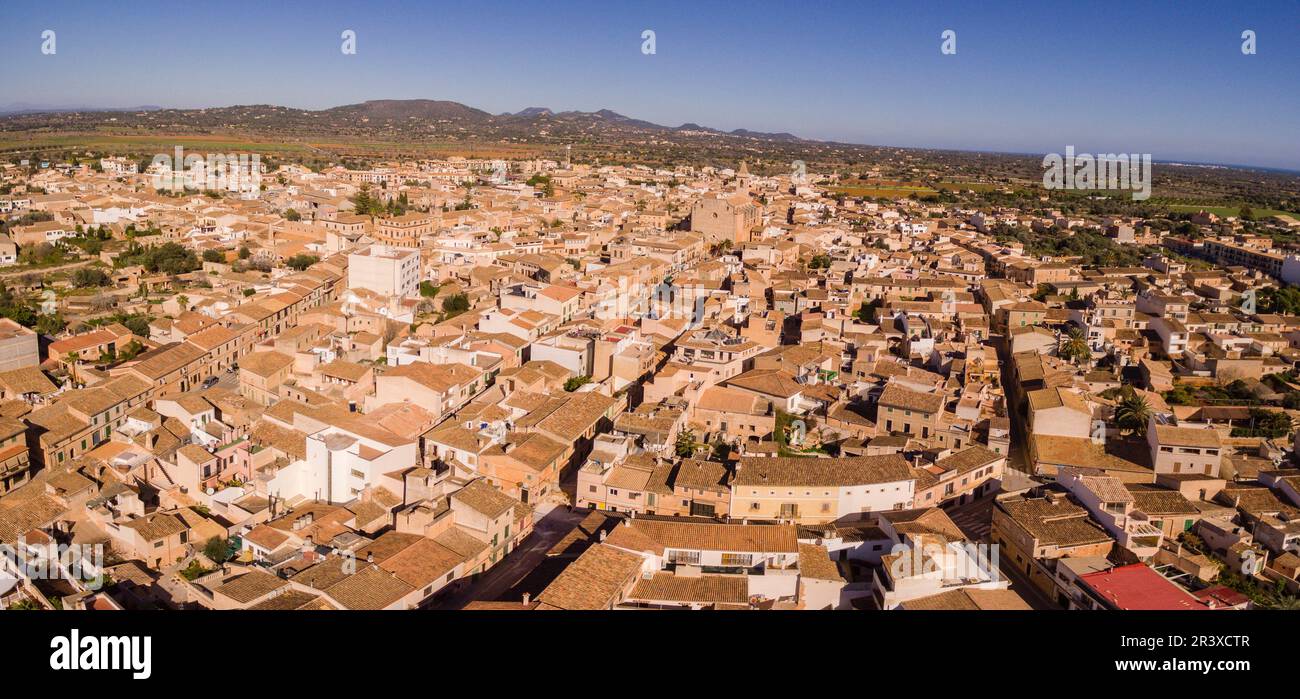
<box><xmin>668</xmin><ymin>550</ymin><xmax>700</xmax><ymax>565</ymax></box>
<box><xmin>721</xmin><ymin>553</ymin><xmax>753</xmax><ymax>567</ymax></box>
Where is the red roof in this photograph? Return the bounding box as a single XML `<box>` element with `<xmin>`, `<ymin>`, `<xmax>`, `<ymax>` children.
<box><xmin>1192</xmin><ymin>585</ymin><xmax>1250</xmax><ymax>609</ymax></box>
<box><xmin>1079</xmin><ymin>564</ymin><xmax>1208</xmax><ymax>611</ymax></box>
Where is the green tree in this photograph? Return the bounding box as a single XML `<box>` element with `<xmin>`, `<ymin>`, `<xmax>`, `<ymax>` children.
<box><xmin>72</xmin><ymin>268</ymin><xmax>112</xmax><ymax>288</ymax></box>
<box><xmin>441</xmin><ymin>293</ymin><xmax>470</xmax><ymax>317</ymax></box>
<box><xmin>1246</xmin><ymin>408</ymin><xmax>1293</xmax><ymax>439</ymax></box>
<box><xmin>179</xmin><ymin>560</ymin><xmax>209</xmax><ymax>581</ymax></box>
<box><xmin>563</xmin><ymin>375</ymin><xmax>591</xmax><ymax>392</ymax></box>
<box><xmin>675</xmin><ymin>428</ymin><xmax>702</xmax><ymax>458</ymax></box>
<box><xmin>1114</xmin><ymin>389</ymin><xmax>1152</xmax><ymax>435</ymax></box>
<box><xmin>283</xmin><ymin>208</ymin><xmax>302</xmax><ymax>222</ymax></box>
<box><xmin>1257</xmin><ymin>286</ymin><xmax>1300</xmax><ymax>315</ymax></box>
<box><xmin>35</xmin><ymin>313</ymin><xmax>66</xmax><ymax>336</ymax></box>
<box><xmin>64</xmin><ymin>351</ymin><xmax>81</xmax><ymax>384</ymax></box>
<box><xmin>203</xmin><ymin>536</ymin><xmax>232</xmax><ymax>564</ymax></box>
<box><xmin>285</xmin><ymin>254</ymin><xmax>319</xmax><ymax>271</ymax></box>
<box><xmin>350</xmin><ymin>186</ymin><xmax>387</xmax><ymax>216</ymax></box>
<box><xmin>117</xmin><ymin>242</ymin><xmax>200</xmax><ymax>275</ymax></box>
<box><xmin>1060</xmin><ymin>326</ymin><xmax>1091</xmax><ymax>365</ymax></box>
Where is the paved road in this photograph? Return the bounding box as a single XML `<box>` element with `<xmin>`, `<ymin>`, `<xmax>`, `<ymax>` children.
<box><xmin>432</xmin><ymin>505</ymin><xmax>586</xmax><ymax>609</ymax></box>
<box><xmin>211</xmin><ymin>369</ymin><xmax>240</xmax><ymax>392</ymax></box>
<box><xmin>0</xmin><ymin>258</ymin><xmax>97</xmax><ymax>278</ymax></box>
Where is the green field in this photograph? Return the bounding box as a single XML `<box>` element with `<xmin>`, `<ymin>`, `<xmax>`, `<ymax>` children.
<box><xmin>1163</xmin><ymin>203</ymin><xmax>1300</xmax><ymax>220</ymax></box>
<box><xmin>934</xmin><ymin>181</ymin><xmax>1003</xmax><ymax>192</ymax></box>
<box><xmin>830</xmin><ymin>183</ymin><xmax>938</xmax><ymax>198</ymax></box>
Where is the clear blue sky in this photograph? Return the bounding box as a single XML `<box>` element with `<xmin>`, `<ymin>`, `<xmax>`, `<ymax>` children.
<box><xmin>2</xmin><ymin>0</ymin><xmax>1298</xmax><ymax>169</ymax></box>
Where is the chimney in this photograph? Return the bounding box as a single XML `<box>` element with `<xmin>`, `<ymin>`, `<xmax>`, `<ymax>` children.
<box><xmin>598</xmin><ymin>529</ymin><xmax>607</xmax><ymax>542</ymax></box>
<box><xmin>521</xmin><ymin>592</ymin><xmax>531</xmax><ymax>606</ymax></box>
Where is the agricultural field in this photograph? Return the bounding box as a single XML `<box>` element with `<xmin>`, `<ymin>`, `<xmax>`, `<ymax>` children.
<box><xmin>934</xmin><ymin>181</ymin><xmax>1005</xmax><ymax>192</ymax></box>
<box><xmin>829</xmin><ymin>179</ymin><xmax>938</xmax><ymax>198</ymax></box>
<box><xmin>1161</xmin><ymin>203</ymin><xmax>1300</xmax><ymax>220</ymax></box>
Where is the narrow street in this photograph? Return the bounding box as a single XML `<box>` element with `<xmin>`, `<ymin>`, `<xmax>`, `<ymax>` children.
<box><xmin>993</xmin><ymin>555</ymin><xmax>1061</xmax><ymax>611</ymax></box>
<box><xmin>947</xmin><ymin>494</ymin><xmax>994</xmax><ymax>542</ymax></box>
<box><xmin>949</xmin><ymin>495</ymin><xmax>1059</xmax><ymax>610</ymax></box>
<box><xmin>431</xmin><ymin>505</ymin><xmax>586</xmax><ymax>609</ymax></box>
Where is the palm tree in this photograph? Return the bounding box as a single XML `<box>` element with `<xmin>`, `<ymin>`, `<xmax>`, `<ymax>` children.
<box><xmin>63</xmin><ymin>351</ymin><xmax>81</xmax><ymax>385</ymax></box>
<box><xmin>1061</xmin><ymin>327</ymin><xmax>1091</xmax><ymax>366</ymax></box>
<box><xmin>1114</xmin><ymin>390</ymin><xmax>1152</xmax><ymax>435</ymax></box>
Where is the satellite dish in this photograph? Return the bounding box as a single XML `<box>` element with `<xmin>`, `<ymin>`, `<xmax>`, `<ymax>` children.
<box><xmin>205</xmin><ymin>487</ymin><xmax>215</xmax><ymax>496</ymax></box>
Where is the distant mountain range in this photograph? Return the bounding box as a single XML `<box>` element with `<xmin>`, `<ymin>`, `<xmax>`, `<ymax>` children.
<box><xmin>0</xmin><ymin>102</ymin><xmax>163</xmax><ymax>116</ymax></box>
<box><xmin>0</xmin><ymin>98</ymin><xmax>807</xmax><ymax>143</ymax></box>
